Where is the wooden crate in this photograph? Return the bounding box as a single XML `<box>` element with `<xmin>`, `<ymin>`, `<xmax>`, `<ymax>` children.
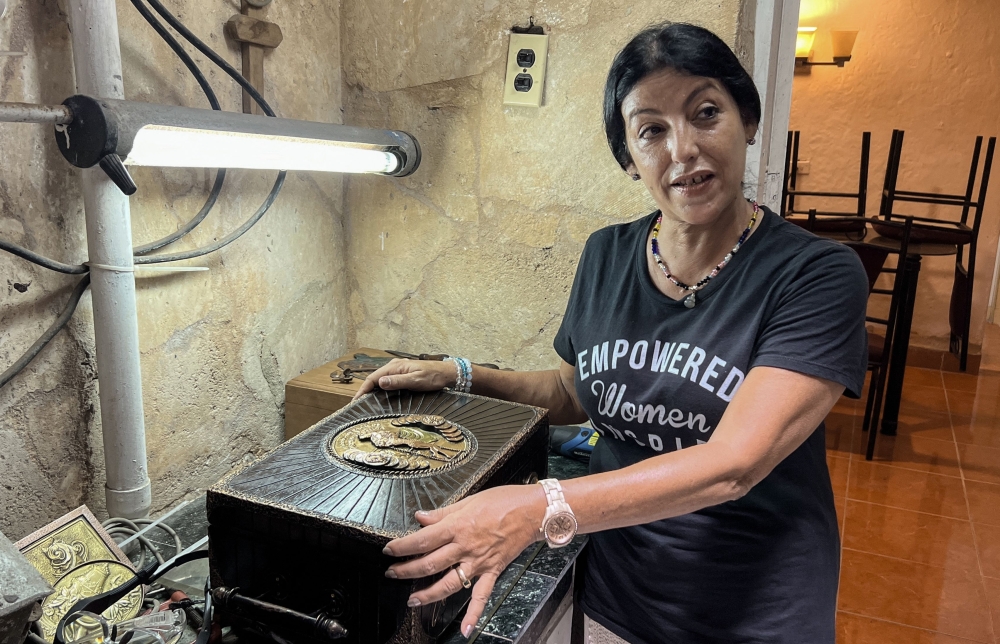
<box><xmin>284</xmin><ymin>348</ymin><xmax>394</xmax><ymax>439</ymax></box>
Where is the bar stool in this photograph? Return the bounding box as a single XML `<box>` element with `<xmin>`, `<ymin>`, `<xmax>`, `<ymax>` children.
<box><xmin>781</xmin><ymin>130</ymin><xmax>870</xmax><ymax>237</ymax></box>
<box><xmin>871</xmin><ymin>130</ymin><xmax>996</xmax><ymax>371</ymax></box>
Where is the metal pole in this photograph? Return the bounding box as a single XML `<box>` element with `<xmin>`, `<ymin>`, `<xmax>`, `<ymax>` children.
<box><xmin>0</xmin><ymin>102</ymin><xmax>73</xmax><ymax>124</ymax></box>
<box><xmin>66</xmin><ymin>0</ymin><xmax>151</xmax><ymax>519</ymax></box>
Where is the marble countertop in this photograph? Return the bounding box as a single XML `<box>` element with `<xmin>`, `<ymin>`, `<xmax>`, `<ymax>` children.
<box><xmin>440</xmin><ymin>454</ymin><xmax>590</xmax><ymax>644</ymax></box>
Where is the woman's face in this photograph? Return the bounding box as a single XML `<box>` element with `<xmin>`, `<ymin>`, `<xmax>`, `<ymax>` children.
<box><xmin>622</xmin><ymin>68</ymin><xmax>757</xmax><ymax>227</ymax></box>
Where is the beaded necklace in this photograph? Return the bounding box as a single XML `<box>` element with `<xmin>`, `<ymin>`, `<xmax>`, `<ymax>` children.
<box><xmin>650</xmin><ymin>200</ymin><xmax>760</xmax><ymax>309</ymax></box>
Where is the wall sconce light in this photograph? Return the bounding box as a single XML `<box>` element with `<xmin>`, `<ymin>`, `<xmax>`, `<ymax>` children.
<box><xmin>795</xmin><ymin>27</ymin><xmax>817</xmax><ymax>62</ymax></box>
<box><xmin>796</xmin><ymin>28</ymin><xmax>858</xmax><ymax>68</ymax></box>
<box><xmin>54</xmin><ymin>95</ymin><xmax>421</xmax><ymax>195</ymax></box>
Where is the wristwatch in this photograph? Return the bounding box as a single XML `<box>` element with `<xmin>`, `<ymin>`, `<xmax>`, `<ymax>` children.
<box><xmin>538</xmin><ymin>479</ymin><xmax>578</xmax><ymax>548</ymax></box>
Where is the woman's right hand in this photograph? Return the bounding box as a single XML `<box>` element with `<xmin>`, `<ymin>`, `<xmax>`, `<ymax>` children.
<box><xmin>352</xmin><ymin>359</ymin><xmax>457</xmax><ymax>399</ymax></box>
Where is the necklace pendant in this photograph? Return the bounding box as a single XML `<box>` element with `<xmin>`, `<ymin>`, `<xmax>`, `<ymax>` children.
<box><xmin>684</xmin><ymin>293</ymin><xmax>697</xmax><ymax>308</ymax></box>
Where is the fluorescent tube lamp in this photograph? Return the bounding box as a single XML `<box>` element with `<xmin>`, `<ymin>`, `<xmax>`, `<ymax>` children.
<box><xmin>127</xmin><ymin>126</ymin><xmax>400</xmax><ymax>174</ymax></box>
<box><xmin>55</xmin><ymin>95</ymin><xmax>420</xmax><ymax>195</ymax></box>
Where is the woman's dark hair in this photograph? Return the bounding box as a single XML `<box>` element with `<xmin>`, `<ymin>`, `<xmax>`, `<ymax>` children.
<box><xmin>603</xmin><ymin>22</ymin><xmax>761</xmax><ymax>170</ymax></box>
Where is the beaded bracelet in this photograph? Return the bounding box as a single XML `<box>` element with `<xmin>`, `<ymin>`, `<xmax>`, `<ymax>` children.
<box><xmin>446</xmin><ymin>357</ymin><xmax>473</xmax><ymax>393</ymax></box>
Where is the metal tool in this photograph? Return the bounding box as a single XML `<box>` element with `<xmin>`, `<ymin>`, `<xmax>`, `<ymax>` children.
<box><xmin>386</xmin><ymin>350</ymin><xmax>504</xmax><ymax>370</ymax></box>
<box><xmin>212</xmin><ymin>587</ymin><xmax>347</xmax><ymax>641</ymax></box>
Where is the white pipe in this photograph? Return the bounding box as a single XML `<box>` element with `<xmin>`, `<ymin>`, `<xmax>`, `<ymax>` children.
<box><xmin>0</xmin><ymin>102</ymin><xmax>73</xmax><ymax>124</ymax></box>
<box><xmin>67</xmin><ymin>0</ymin><xmax>151</xmax><ymax>519</ymax></box>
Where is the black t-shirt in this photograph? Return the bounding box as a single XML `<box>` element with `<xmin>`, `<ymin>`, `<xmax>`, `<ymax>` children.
<box><xmin>553</xmin><ymin>207</ymin><xmax>868</xmax><ymax>644</ymax></box>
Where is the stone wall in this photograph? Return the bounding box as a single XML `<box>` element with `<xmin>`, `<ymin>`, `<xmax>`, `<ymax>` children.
<box><xmin>341</xmin><ymin>0</ymin><xmax>744</xmax><ymax>370</ymax></box>
<box><xmin>789</xmin><ymin>0</ymin><xmax>1000</xmax><ymax>355</ymax></box>
<box><xmin>0</xmin><ymin>0</ymin><xmax>348</xmax><ymax>538</ymax></box>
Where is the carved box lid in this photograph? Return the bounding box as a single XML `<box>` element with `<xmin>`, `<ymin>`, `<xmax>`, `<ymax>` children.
<box><xmin>209</xmin><ymin>390</ymin><xmax>547</xmax><ymax>542</ymax></box>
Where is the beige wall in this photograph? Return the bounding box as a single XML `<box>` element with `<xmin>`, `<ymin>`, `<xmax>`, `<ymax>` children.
<box><xmin>341</xmin><ymin>0</ymin><xmax>744</xmax><ymax>370</ymax></box>
<box><xmin>0</xmin><ymin>0</ymin><xmax>348</xmax><ymax>538</ymax></box>
<box><xmin>788</xmin><ymin>0</ymin><xmax>1000</xmax><ymax>354</ymax></box>
<box><xmin>1</xmin><ymin>0</ymin><xmax>751</xmax><ymax>537</ymax></box>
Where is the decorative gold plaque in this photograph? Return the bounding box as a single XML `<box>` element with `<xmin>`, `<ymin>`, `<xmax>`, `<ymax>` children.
<box><xmin>15</xmin><ymin>507</ymin><xmax>143</xmax><ymax>642</ymax></box>
<box><xmin>38</xmin><ymin>560</ymin><xmax>143</xmax><ymax>642</ymax></box>
<box><xmin>328</xmin><ymin>415</ymin><xmax>476</xmax><ymax>477</ymax></box>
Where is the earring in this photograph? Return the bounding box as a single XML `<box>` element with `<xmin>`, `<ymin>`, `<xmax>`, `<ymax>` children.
<box><xmin>747</xmin><ymin>137</ymin><xmax>756</xmax><ymax>145</ymax></box>
<box><xmin>631</xmin><ymin>173</ymin><xmax>640</xmax><ymax>181</ymax></box>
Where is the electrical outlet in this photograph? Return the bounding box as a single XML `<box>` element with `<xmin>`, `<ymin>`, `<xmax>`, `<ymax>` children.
<box><xmin>796</xmin><ymin>159</ymin><xmax>811</xmax><ymax>175</ymax></box>
<box><xmin>503</xmin><ymin>33</ymin><xmax>548</xmax><ymax>107</ymax></box>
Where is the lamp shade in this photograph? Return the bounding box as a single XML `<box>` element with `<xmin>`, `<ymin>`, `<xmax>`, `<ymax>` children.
<box><xmin>796</xmin><ymin>27</ymin><xmax>817</xmax><ymax>59</ymax></box>
<box><xmin>831</xmin><ymin>30</ymin><xmax>859</xmax><ymax>60</ymax></box>
<box><xmin>55</xmin><ymin>95</ymin><xmax>420</xmax><ymax>193</ymax></box>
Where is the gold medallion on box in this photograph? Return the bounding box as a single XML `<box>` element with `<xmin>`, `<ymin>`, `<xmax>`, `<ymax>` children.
<box><xmin>328</xmin><ymin>414</ymin><xmax>476</xmax><ymax>476</ymax></box>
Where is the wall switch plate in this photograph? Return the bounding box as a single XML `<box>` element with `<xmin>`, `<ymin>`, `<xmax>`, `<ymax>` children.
<box><xmin>503</xmin><ymin>33</ymin><xmax>548</xmax><ymax>107</ymax></box>
<box><xmin>796</xmin><ymin>159</ymin><xmax>811</xmax><ymax>175</ymax></box>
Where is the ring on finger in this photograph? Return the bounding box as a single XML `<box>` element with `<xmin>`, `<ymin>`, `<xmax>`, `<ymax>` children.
<box><xmin>455</xmin><ymin>564</ymin><xmax>472</xmax><ymax>589</ymax></box>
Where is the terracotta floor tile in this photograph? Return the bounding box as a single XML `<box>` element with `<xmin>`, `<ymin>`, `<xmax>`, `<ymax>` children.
<box><xmin>953</xmin><ymin>415</ymin><xmax>1000</xmax><ymax>450</ymax></box>
<box><xmin>974</xmin><ymin>523</ymin><xmax>1000</xmax><ymax>579</ymax></box>
<box><xmin>948</xmin><ymin>388</ymin><xmax>1000</xmax><ymax>420</ymax></box>
<box><xmin>836</xmin><ymin>496</ymin><xmax>847</xmax><ymax>533</ymax></box>
<box><xmin>842</xmin><ymin>501</ymin><xmax>979</xmax><ymax>572</ymax></box>
<box><xmin>983</xmin><ymin>577</ymin><xmax>1000</xmax><ymax>641</ymax></box>
<box><xmin>889</xmin><ymin>411</ymin><xmax>955</xmax><ymax>442</ymax></box>
<box><xmin>958</xmin><ymin>443</ymin><xmax>1000</xmax><ymax>485</ymax></box>
<box><xmin>941</xmin><ymin>371</ymin><xmax>981</xmax><ymax>393</ymax></box>
<box><xmin>828</xmin><ymin>411</ymin><xmax>858</xmax><ymax>455</ymax></box>
<box><xmin>833</xmin><ymin>394</ymin><xmax>865</xmax><ymax>418</ymax></box>
<box><xmin>848</xmin><ymin>461</ymin><xmax>969</xmax><ymax>519</ymax></box>
<box><xmin>898</xmin><ymin>385</ymin><xmax>951</xmax><ymax>417</ymax></box>
<box><xmin>836</xmin><ymin>611</ymin><xmax>981</xmax><ymax>643</ymax></box>
<box><xmin>859</xmin><ymin>434</ymin><xmax>962</xmax><ymax>477</ymax></box>
<box><xmin>966</xmin><ymin>480</ymin><xmax>1000</xmax><ymax>527</ymax></box>
<box><xmin>829</xmin><ymin>455</ymin><xmax>850</xmax><ymax>498</ymax></box>
<box><xmin>838</xmin><ymin>549</ymin><xmax>993</xmax><ymax>641</ymax></box>
<box><xmin>905</xmin><ymin>367</ymin><xmax>946</xmax><ymax>390</ymax></box>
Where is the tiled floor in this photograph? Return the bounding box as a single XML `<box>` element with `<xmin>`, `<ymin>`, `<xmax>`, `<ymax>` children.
<box><xmin>830</xmin><ymin>367</ymin><xmax>1000</xmax><ymax>643</ymax></box>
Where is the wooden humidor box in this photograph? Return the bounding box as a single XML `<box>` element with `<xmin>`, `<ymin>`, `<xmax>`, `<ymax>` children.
<box><xmin>284</xmin><ymin>348</ymin><xmax>394</xmax><ymax>439</ymax></box>
<box><xmin>209</xmin><ymin>389</ymin><xmax>549</xmax><ymax>644</ymax></box>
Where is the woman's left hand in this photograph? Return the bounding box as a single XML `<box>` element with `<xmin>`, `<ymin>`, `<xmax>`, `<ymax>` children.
<box><xmin>384</xmin><ymin>484</ymin><xmax>547</xmax><ymax>638</ymax></box>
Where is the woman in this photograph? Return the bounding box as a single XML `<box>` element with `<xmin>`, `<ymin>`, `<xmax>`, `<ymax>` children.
<box><xmin>355</xmin><ymin>22</ymin><xmax>868</xmax><ymax>644</ymax></box>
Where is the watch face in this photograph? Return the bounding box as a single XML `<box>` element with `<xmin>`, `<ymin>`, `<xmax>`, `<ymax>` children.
<box><xmin>544</xmin><ymin>512</ymin><xmax>577</xmax><ymax>547</ymax></box>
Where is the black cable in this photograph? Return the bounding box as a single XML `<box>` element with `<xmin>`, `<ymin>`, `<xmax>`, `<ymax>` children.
<box><xmin>0</xmin><ymin>239</ymin><xmax>88</xmax><ymax>274</ymax></box>
<box><xmin>133</xmin><ymin>173</ymin><xmax>286</xmax><ymax>264</ymax></box>
<box><xmin>129</xmin><ymin>0</ymin><xmax>286</xmax><ymax>265</ymax></box>
<box><xmin>54</xmin><ymin>549</ymin><xmax>211</xmax><ymax>644</ymax></box>
<box><xmin>143</xmin><ymin>0</ymin><xmax>276</xmax><ymax>117</ymax></box>
<box><xmin>1</xmin><ymin>0</ymin><xmax>288</xmax><ymax>389</ymax></box>
<box><xmin>126</xmin><ymin>0</ymin><xmax>227</xmax><ymax>255</ymax></box>
<box><xmin>0</xmin><ymin>274</ymin><xmax>91</xmax><ymax>389</ymax></box>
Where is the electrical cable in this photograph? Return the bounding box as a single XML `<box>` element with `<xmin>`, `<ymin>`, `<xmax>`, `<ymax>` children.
<box><xmin>133</xmin><ymin>173</ymin><xmax>286</xmax><ymax>264</ymax></box>
<box><xmin>132</xmin><ymin>0</ymin><xmax>286</xmax><ymax>266</ymax></box>
<box><xmin>104</xmin><ymin>526</ymin><xmax>165</xmax><ymax>568</ymax></box>
<box><xmin>1</xmin><ymin>0</ymin><xmax>288</xmax><ymax>389</ymax></box>
<box><xmin>54</xmin><ymin>549</ymin><xmax>210</xmax><ymax>644</ymax></box>
<box><xmin>143</xmin><ymin>0</ymin><xmax>276</xmax><ymax>117</ymax></box>
<box><xmin>102</xmin><ymin>517</ymin><xmax>183</xmax><ymax>570</ymax></box>
<box><xmin>0</xmin><ymin>0</ymin><xmax>225</xmax><ymax>389</ymax></box>
<box><xmin>128</xmin><ymin>518</ymin><xmax>184</xmax><ymax>557</ymax></box>
<box><xmin>0</xmin><ymin>274</ymin><xmax>91</xmax><ymax>390</ymax></box>
<box><xmin>126</xmin><ymin>0</ymin><xmax>227</xmax><ymax>256</ymax></box>
<box><xmin>0</xmin><ymin>239</ymin><xmax>88</xmax><ymax>274</ymax></box>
